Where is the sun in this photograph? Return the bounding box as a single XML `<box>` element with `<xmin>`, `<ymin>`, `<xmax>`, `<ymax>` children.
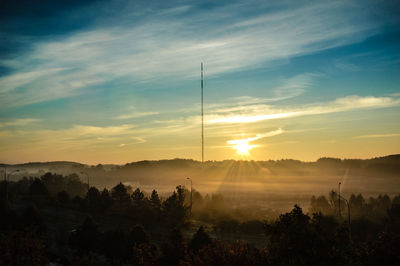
<box><xmin>233</xmin><ymin>141</ymin><xmax>252</xmax><ymax>155</ymax></box>
<box><xmin>227</xmin><ymin>139</ymin><xmax>258</xmax><ymax>156</ymax></box>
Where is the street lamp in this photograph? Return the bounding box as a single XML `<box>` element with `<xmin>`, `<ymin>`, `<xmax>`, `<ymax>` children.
<box><xmin>338</xmin><ymin>182</ymin><xmax>341</xmax><ymax>219</ymax></box>
<box><xmin>186</xmin><ymin>177</ymin><xmax>192</xmax><ymax>215</ymax></box>
<box><xmin>333</xmin><ymin>191</ymin><xmax>351</xmax><ymax>240</ymax></box>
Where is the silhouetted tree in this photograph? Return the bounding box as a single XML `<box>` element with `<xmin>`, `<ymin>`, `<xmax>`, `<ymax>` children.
<box><xmin>150</xmin><ymin>189</ymin><xmax>161</xmax><ymax>208</ymax></box>
<box><xmin>310</xmin><ymin>195</ymin><xmax>332</xmax><ymax>215</ymax></box>
<box><xmin>112</xmin><ymin>182</ymin><xmax>131</xmax><ymax>211</ymax></box>
<box><xmin>349</xmin><ymin>193</ymin><xmax>366</xmax><ymax>218</ymax></box>
<box><xmin>162</xmin><ymin>186</ymin><xmax>189</xmax><ymax>228</ymax></box>
<box><xmin>132</xmin><ymin>243</ymin><xmax>156</xmax><ymax>266</ymax></box>
<box><xmin>100</xmin><ymin>188</ymin><xmax>113</xmax><ymax>210</ymax></box>
<box><xmin>69</xmin><ymin>216</ymin><xmax>99</xmax><ymax>255</ymax></box>
<box><xmin>192</xmin><ymin>240</ymin><xmax>268</xmax><ymax>266</ymax></box>
<box><xmin>265</xmin><ymin>205</ymin><xmax>344</xmax><ymax>266</ymax></box>
<box><xmin>23</xmin><ymin>204</ymin><xmax>44</xmax><ymax>231</ymax></box>
<box><xmin>129</xmin><ymin>225</ymin><xmax>149</xmax><ymax>245</ymax></box>
<box><xmin>65</xmin><ymin>173</ymin><xmax>87</xmax><ymax>197</ymax></box>
<box><xmin>29</xmin><ymin>178</ymin><xmax>48</xmax><ymax>196</ymax></box>
<box><xmin>132</xmin><ymin>188</ymin><xmax>145</xmax><ymax>203</ymax></box>
<box><xmin>159</xmin><ymin>228</ymin><xmax>188</xmax><ymax>265</ymax></box>
<box><xmin>86</xmin><ymin>186</ymin><xmax>101</xmax><ymax>211</ymax></box>
<box><xmin>98</xmin><ymin>229</ymin><xmax>131</xmax><ymax>263</ymax></box>
<box><xmin>189</xmin><ymin>226</ymin><xmax>212</xmax><ymax>253</ymax></box>
<box><xmin>40</xmin><ymin>172</ymin><xmax>64</xmax><ymax>195</ymax></box>
<box><xmin>0</xmin><ymin>200</ymin><xmax>19</xmax><ymax>230</ymax></box>
<box><xmin>71</xmin><ymin>195</ymin><xmax>85</xmax><ymax>210</ymax></box>
<box><xmin>359</xmin><ymin>231</ymin><xmax>400</xmax><ymax>266</ymax></box>
<box><xmin>57</xmin><ymin>190</ymin><xmax>70</xmax><ymax>204</ymax></box>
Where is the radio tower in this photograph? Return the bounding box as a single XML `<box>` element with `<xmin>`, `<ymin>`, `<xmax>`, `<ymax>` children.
<box><xmin>201</xmin><ymin>62</ymin><xmax>204</xmax><ymax>163</ymax></box>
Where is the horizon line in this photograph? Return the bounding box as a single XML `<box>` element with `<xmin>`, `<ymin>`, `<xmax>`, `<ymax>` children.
<box><xmin>1</xmin><ymin>153</ymin><xmax>399</xmax><ymax>166</ymax></box>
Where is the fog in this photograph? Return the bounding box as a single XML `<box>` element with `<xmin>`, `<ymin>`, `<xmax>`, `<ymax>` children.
<box><xmin>4</xmin><ymin>155</ymin><xmax>399</xmax><ymax>214</ymax></box>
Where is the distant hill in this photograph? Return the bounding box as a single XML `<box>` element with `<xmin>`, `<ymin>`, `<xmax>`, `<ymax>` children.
<box><xmin>2</xmin><ymin>154</ymin><xmax>399</xmax><ymax>169</ymax></box>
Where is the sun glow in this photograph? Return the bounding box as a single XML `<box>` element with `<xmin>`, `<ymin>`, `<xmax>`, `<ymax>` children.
<box><xmin>234</xmin><ymin>142</ymin><xmax>253</xmax><ymax>155</ymax></box>
<box><xmin>227</xmin><ymin>139</ymin><xmax>258</xmax><ymax>156</ymax></box>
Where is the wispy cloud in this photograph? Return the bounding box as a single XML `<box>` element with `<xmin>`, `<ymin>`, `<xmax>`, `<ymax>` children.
<box><xmin>354</xmin><ymin>133</ymin><xmax>400</xmax><ymax>139</ymax></box>
<box><xmin>67</xmin><ymin>124</ymin><xmax>136</xmax><ymax>137</ymax></box>
<box><xmin>227</xmin><ymin>128</ymin><xmax>284</xmax><ymax>145</ymax></box>
<box><xmin>0</xmin><ymin>118</ymin><xmax>40</xmax><ymax>128</ymax></box>
<box><xmin>0</xmin><ymin>123</ymin><xmax>146</xmax><ymax>152</ymax></box>
<box><xmin>116</xmin><ymin>111</ymin><xmax>159</xmax><ymax>120</ymax></box>
<box><xmin>207</xmin><ymin>95</ymin><xmax>400</xmax><ymax>124</ymax></box>
<box><xmin>0</xmin><ymin>1</ymin><xmax>384</xmax><ymax>107</ymax></box>
<box><xmin>119</xmin><ymin>137</ymin><xmax>147</xmax><ymax>148</ymax></box>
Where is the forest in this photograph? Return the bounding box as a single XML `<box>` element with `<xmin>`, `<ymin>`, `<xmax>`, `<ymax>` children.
<box><xmin>1</xmin><ymin>171</ymin><xmax>399</xmax><ymax>265</ymax></box>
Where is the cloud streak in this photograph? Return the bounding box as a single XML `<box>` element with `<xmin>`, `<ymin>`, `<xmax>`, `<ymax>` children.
<box><xmin>116</xmin><ymin>111</ymin><xmax>159</xmax><ymax>120</ymax></box>
<box><xmin>227</xmin><ymin>128</ymin><xmax>284</xmax><ymax>145</ymax></box>
<box><xmin>354</xmin><ymin>133</ymin><xmax>400</xmax><ymax>139</ymax></box>
<box><xmin>207</xmin><ymin>95</ymin><xmax>400</xmax><ymax>124</ymax></box>
<box><xmin>0</xmin><ymin>118</ymin><xmax>40</xmax><ymax>128</ymax></box>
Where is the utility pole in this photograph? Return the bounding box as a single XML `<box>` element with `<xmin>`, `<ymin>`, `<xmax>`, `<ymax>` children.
<box><xmin>337</xmin><ymin>192</ymin><xmax>352</xmax><ymax>241</ymax></box>
<box><xmin>187</xmin><ymin>177</ymin><xmax>192</xmax><ymax>215</ymax></box>
<box><xmin>201</xmin><ymin>62</ymin><xmax>204</xmax><ymax>163</ymax></box>
<box><xmin>338</xmin><ymin>182</ymin><xmax>341</xmax><ymax>219</ymax></box>
<box><xmin>3</xmin><ymin>167</ymin><xmax>7</xmax><ymax>202</ymax></box>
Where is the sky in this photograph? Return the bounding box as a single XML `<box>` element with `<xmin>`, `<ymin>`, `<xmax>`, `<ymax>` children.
<box><xmin>0</xmin><ymin>0</ymin><xmax>399</xmax><ymax>164</ymax></box>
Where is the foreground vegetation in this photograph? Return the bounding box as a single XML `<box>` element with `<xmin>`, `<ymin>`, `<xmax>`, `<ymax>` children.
<box><xmin>1</xmin><ymin>172</ymin><xmax>400</xmax><ymax>265</ymax></box>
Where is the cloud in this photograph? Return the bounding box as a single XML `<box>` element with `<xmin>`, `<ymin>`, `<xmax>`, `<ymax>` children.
<box><xmin>0</xmin><ymin>118</ymin><xmax>40</xmax><ymax>127</ymax></box>
<box><xmin>119</xmin><ymin>137</ymin><xmax>146</xmax><ymax>148</ymax></box>
<box><xmin>69</xmin><ymin>124</ymin><xmax>136</xmax><ymax>137</ymax></box>
<box><xmin>207</xmin><ymin>95</ymin><xmax>400</xmax><ymax>124</ymax></box>
<box><xmin>0</xmin><ymin>1</ymin><xmax>385</xmax><ymax>107</ymax></box>
<box><xmin>227</xmin><ymin>128</ymin><xmax>284</xmax><ymax>145</ymax></box>
<box><xmin>354</xmin><ymin>133</ymin><xmax>400</xmax><ymax>139</ymax></box>
<box><xmin>116</xmin><ymin>111</ymin><xmax>159</xmax><ymax>120</ymax></box>
<box><xmin>0</xmin><ymin>123</ymin><xmax>148</xmax><ymax>153</ymax></box>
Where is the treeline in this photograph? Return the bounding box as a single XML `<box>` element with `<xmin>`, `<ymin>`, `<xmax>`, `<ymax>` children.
<box><xmin>310</xmin><ymin>191</ymin><xmax>400</xmax><ymax>222</ymax></box>
<box><xmin>0</xmin><ymin>172</ymin><xmax>189</xmax><ymax>229</ymax></box>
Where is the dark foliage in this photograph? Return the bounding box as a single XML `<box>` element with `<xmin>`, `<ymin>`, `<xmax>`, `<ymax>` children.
<box><xmin>189</xmin><ymin>226</ymin><xmax>212</xmax><ymax>253</ymax></box>
<box><xmin>69</xmin><ymin>216</ymin><xmax>99</xmax><ymax>255</ymax></box>
<box><xmin>159</xmin><ymin>228</ymin><xmax>188</xmax><ymax>265</ymax></box>
<box><xmin>57</xmin><ymin>190</ymin><xmax>70</xmax><ymax>204</ymax></box>
<box><xmin>1</xmin><ymin>174</ymin><xmax>399</xmax><ymax>265</ymax></box>
<box><xmin>29</xmin><ymin>178</ymin><xmax>48</xmax><ymax>196</ymax></box>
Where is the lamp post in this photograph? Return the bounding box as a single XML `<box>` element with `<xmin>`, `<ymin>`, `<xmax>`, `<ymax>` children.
<box><xmin>186</xmin><ymin>177</ymin><xmax>192</xmax><ymax>215</ymax></box>
<box><xmin>338</xmin><ymin>182</ymin><xmax>341</xmax><ymax>219</ymax></box>
<box><xmin>333</xmin><ymin>191</ymin><xmax>351</xmax><ymax>241</ymax></box>
<box><xmin>2</xmin><ymin>167</ymin><xmax>7</xmax><ymax>202</ymax></box>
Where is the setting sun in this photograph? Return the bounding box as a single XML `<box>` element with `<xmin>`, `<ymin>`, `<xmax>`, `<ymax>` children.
<box><xmin>227</xmin><ymin>138</ymin><xmax>259</xmax><ymax>156</ymax></box>
<box><xmin>234</xmin><ymin>142</ymin><xmax>253</xmax><ymax>155</ymax></box>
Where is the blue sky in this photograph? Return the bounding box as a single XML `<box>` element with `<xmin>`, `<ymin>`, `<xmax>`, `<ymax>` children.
<box><xmin>0</xmin><ymin>0</ymin><xmax>399</xmax><ymax>164</ymax></box>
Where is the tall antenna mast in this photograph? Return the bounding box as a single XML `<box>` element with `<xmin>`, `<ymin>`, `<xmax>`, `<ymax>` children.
<box><xmin>201</xmin><ymin>62</ymin><xmax>204</xmax><ymax>163</ymax></box>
